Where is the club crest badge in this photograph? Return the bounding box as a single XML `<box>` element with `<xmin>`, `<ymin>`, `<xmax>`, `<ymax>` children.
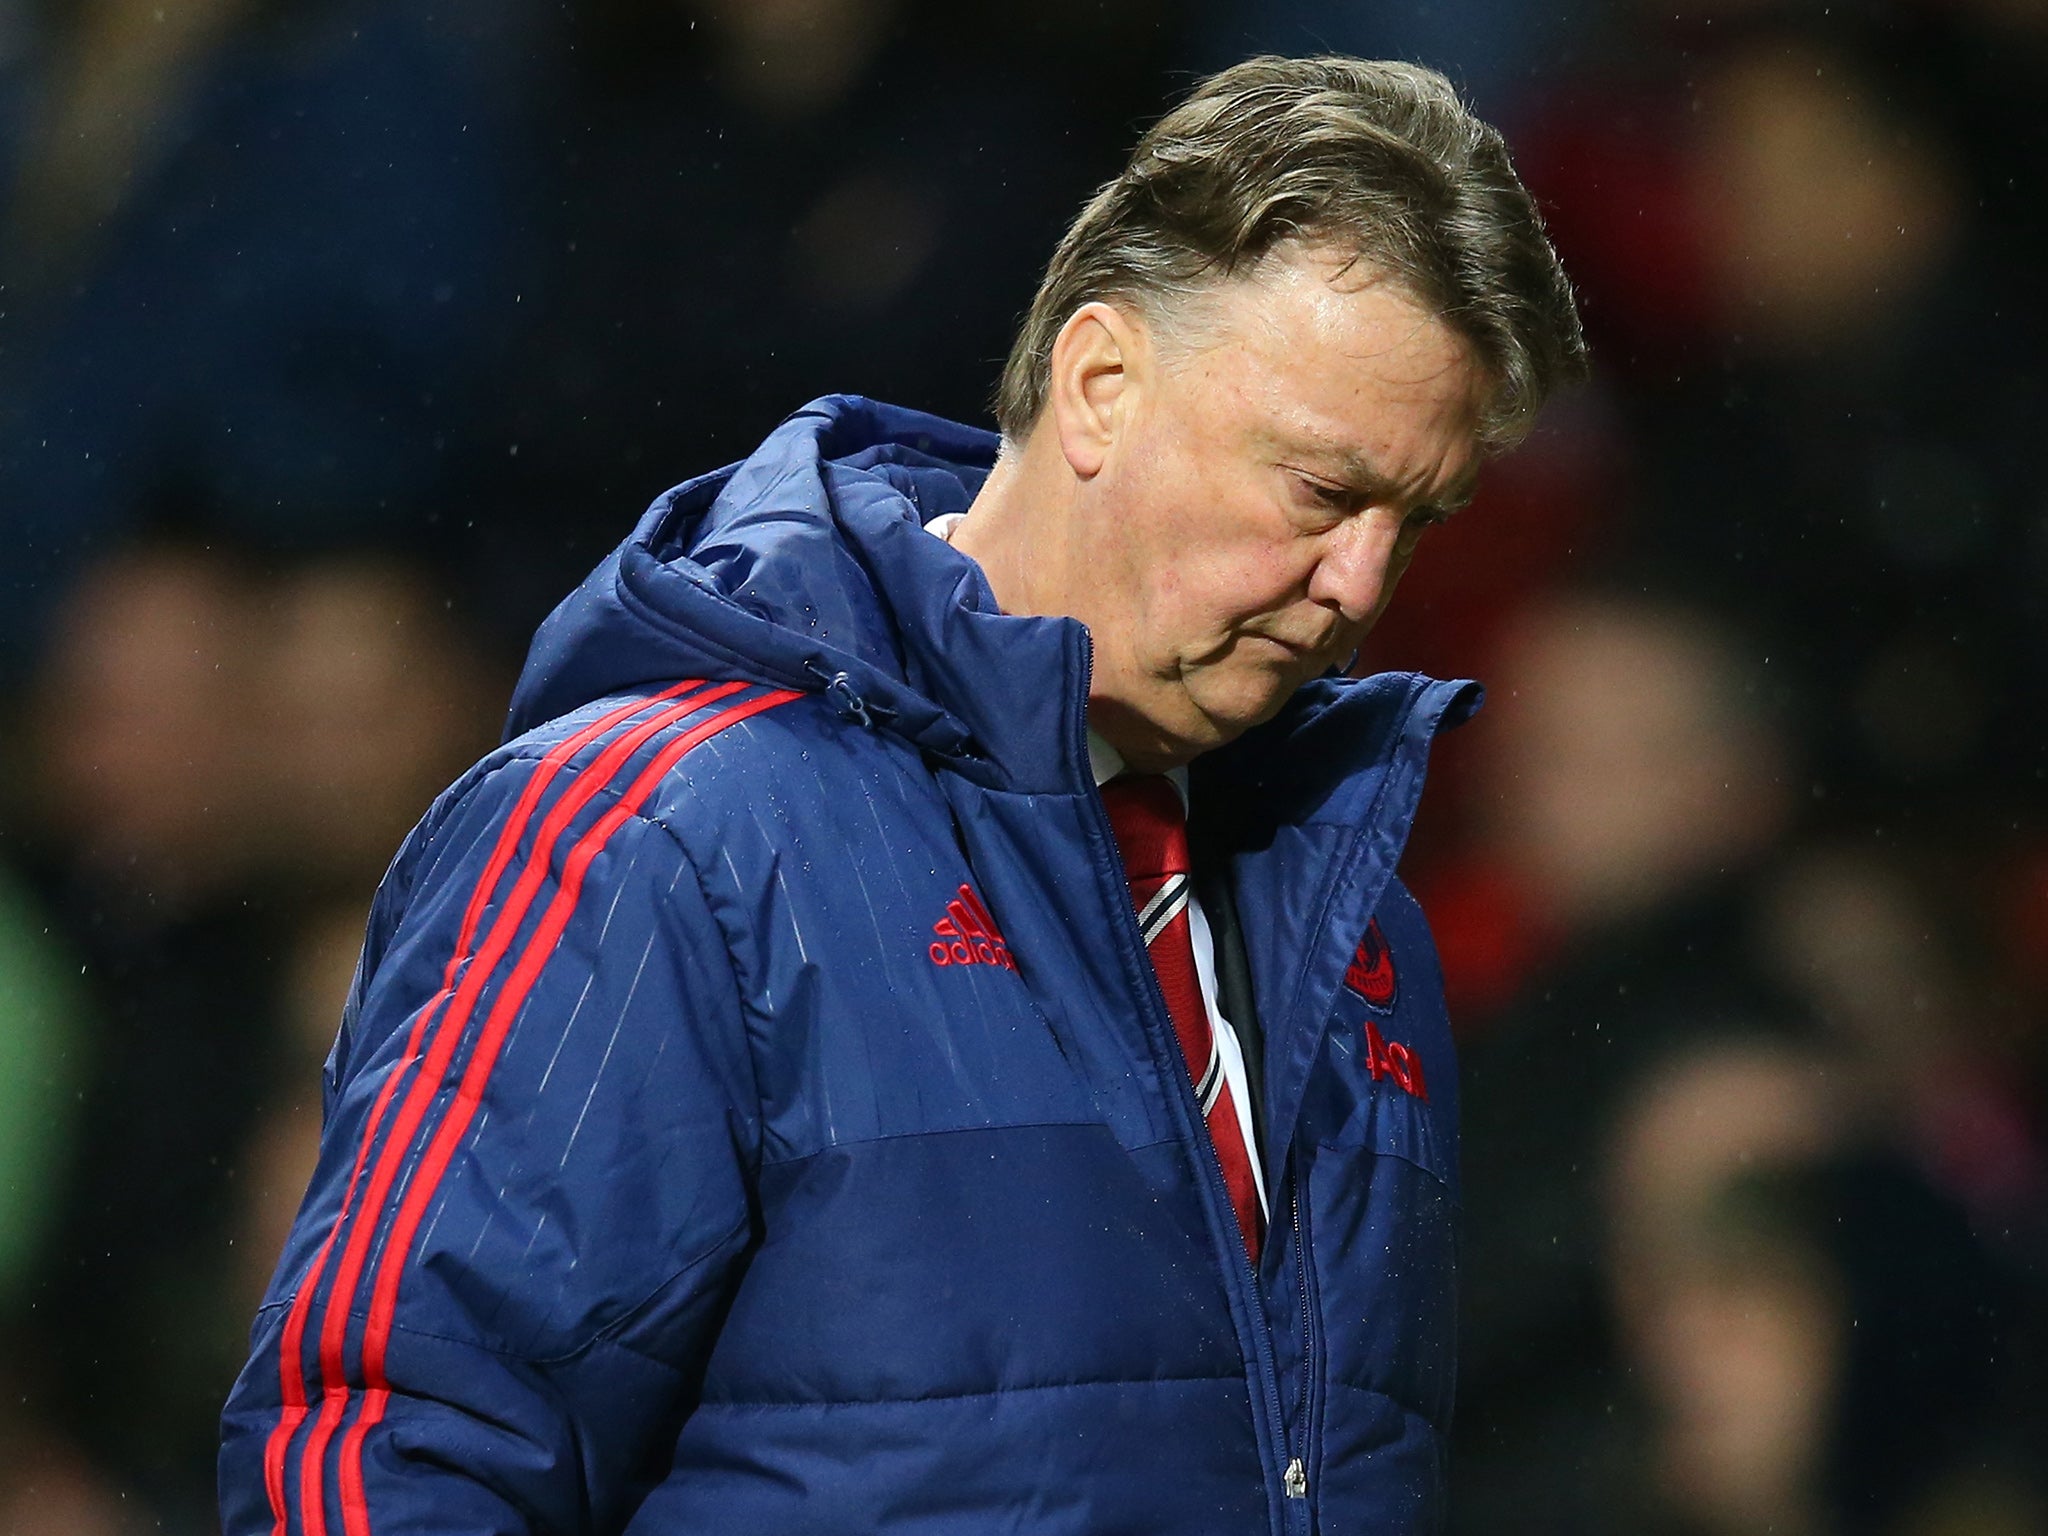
<box><xmin>1343</xmin><ymin>917</ymin><xmax>1398</xmax><ymax>1011</ymax></box>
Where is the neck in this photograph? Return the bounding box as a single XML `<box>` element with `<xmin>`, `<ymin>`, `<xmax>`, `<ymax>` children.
<box><xmin>949</xmin><ymin>431</ymin><xmax>1189</xmax><ymax>774</ymax></box>
<box><xmin>948</xmin><ymin>429</ymin><xmax>1079</xmax><ymax>623</ymax></box>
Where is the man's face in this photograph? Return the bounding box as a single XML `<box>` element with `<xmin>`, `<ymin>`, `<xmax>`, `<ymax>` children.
<box><xmin>1078</xmin><ymin>247</ymin><xmax>1488</xmax><ymax>769</ymax></box>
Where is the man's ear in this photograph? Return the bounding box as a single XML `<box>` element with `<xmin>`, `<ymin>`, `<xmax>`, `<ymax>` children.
<box><xmin>1047</xmin><ymin>301</ymin><xmax>1146</xmax><ymax>480</ymax></box>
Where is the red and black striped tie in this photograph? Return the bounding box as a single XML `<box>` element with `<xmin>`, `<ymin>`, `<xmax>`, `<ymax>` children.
<box><xmin>1100</xmin><ymin>774</ymin><xmax>1263</xmax><ymax>1263</ymax></box>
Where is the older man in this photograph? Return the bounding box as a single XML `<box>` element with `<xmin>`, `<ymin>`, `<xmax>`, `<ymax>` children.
<box><xmin>224</xmin><ymin>56</ymin><xmax>1583</xmax><ymax>1535</ymax></box>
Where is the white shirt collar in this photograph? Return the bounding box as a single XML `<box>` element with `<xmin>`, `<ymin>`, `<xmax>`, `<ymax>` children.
<box><xmin>1085</xmin><ymin>731</ymin><xmax>1127</xmax><ymax>788</ymax></box>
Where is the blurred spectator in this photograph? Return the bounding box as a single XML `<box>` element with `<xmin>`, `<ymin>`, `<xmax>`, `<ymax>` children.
<box><xmin>1605</xmin><ymin>1041</ymin><xmax>2037</xmax><ymax>1535</ymax></box>
<box><xmin>258</xmin><ymin>555</ymin><xmax>507</xmax><ymax>890</ymax></box>
<box><xmin>1467</xmin><ymin>594</ymin><xmax>1791</xmax><ymax>935</ymax></box>
<box><xmin>1440</xmin><ymin>588</ymin><xmax>1811</xmax><ymax>1534</ymax></box>
<box><xmin>1517</xmin><ymin>5</ymin><xmax>2048</xmax><ymax>821</ymax></box>
<box><xmin>6</xmin><ymin>537</ymin><xmax>501</xmax><ymax>1531</ymax></box>
<box><xmin>11</xmin><ymin>542</ymin><xmax>292</xmax><ymax>1526</ymax></box>
<box><xmin>1422</xmin><ymin>587</ymin><xmax>1795</xmax><ymax>1018</ymax></box>
<box><xmin>0</xmin><ymin>1419</ymin><xmax>131</xmax><ymax>1536</ymax></box>
<box><xmin>24</xmin><ymin>542</ymin><xmax>269</xmax><ymax>905</ymax></box>
<box><xmin>0</xmin><ymin>0</ymin><xmax>523</xmax><ymax>686</ymax></box>
<box><xmin>1763</xmin><ymin>847</ymin><xmax>2044</xmax><ymax>1217</ymax></box>
<box><xmin>1603</xmin><ymin>1039</ymin><xmax>1846</xmax><ymax>1535</ymax></box>
<box><xmin>1433</xmin><ymin>18</ymin><xmax>2048</xmax><ymax>1513</ymax></box>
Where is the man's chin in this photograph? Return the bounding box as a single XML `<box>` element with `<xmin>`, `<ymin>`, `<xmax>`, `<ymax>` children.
<box><xmin>1187</xmin><ymin>678</ymin><xmax>1304</xmax><ymax>748</ymax></box>
<box><xmin>1090</xmin><ymin>672</ymin><xmax>1303</xmax><ymax>772</ymax></box>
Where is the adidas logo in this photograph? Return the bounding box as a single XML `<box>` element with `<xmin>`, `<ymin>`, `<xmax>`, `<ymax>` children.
<box><xmin>928</xmin><ymin>883</ymin><xmax>1017</xmax><ymax>971</ymax></box>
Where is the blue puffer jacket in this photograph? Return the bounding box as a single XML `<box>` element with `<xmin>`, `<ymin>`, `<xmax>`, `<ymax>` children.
<box><xmin>221</xmin><ymin>396</ymin><xmax>1479</xmax><ymax>1535</ymax></box>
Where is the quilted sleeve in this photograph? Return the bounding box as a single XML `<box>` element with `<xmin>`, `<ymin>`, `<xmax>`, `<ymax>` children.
<box><xmin>220</xmin><ymin>744</ymin><xmax>762</xmax><ymax>1536</ymax></box>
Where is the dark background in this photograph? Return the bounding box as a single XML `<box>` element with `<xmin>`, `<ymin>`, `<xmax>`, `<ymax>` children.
<box><xmin>0</xmin><ymin>2</ymin><xmax>2041</xmax><ymax>1531</ymax></box>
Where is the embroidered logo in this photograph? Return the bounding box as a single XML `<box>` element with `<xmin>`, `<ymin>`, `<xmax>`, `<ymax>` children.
<box><xmin>1362</xmin><ymin>1018</ymin><xmax>1428</xmax><ymax>1101</ymax></box>
<box><xmin>928</xmin><ymin>883</ymin><xmax>1018</xmax><ymax>971</ymax></box>
<box><xmin>1343</xmin><ymin>918</ymin><xmax>1399</xmax><ymax>1010</ymax></box>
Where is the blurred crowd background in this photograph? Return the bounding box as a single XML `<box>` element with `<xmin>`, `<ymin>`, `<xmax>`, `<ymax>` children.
<box><xmin>0</xmin><ymin>0</ymin><xmax>2042</xmax><ymax>1531</ymax></box>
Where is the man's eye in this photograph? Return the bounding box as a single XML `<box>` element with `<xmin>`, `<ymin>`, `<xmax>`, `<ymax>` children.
<box><xmin>1295</xmin><ymin>476</ymin><xmax>1350</xmax><ymax>511</ymax></box>
<box><xmin>1395</xmin><ymin>508</ymin><xmax>1449</xmax><ymax>550</ymax></box>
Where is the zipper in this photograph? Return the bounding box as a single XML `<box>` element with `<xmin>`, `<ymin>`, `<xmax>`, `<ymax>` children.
<box><xmin>1069</xmin><ymin>634</ymin><xmax>1298</xmax><ymax>1531</ymax></box>
<box><xmin>1286</xmin><ymin>1164</ymin><xmax>1321</xmax><ymax>1513</ymax></box>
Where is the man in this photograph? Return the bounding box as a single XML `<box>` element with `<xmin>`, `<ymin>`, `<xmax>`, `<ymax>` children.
<box><xmin>223</xmin><ymin>55</ymin><xmax>1583</xmax><ymax>1534</ymax></box>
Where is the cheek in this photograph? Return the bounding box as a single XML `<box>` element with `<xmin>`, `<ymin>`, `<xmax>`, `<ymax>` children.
<box><xmin>1185</xmin><ymin>569</ymin><xmax>1308</xmax><ymax>667</ymax></box>
<box><xmin>1129</xmin><ymin>567</ymin><xmax>1249</xmax><ymax>670</ymax></box>
<box><xmin>1133</xmin><ymin>566</ymin><xmax>1215</xmax><ymax>658</ymax></box>
<box><xmin>1112</xmin><ymin>457</ymin><xmax>1303</xmax><ymax>652</ymax></box>
<box><xmin>1187</xmin><ymin>534</ymin><xmax>1287</xmax><ymax>609</ymax></box>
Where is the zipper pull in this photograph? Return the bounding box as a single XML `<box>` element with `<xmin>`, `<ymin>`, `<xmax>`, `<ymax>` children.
<box><xmin>1283</xmin><ymin>1457</ymin><xmax>1308</xmax><ymax>1500</ymax></box>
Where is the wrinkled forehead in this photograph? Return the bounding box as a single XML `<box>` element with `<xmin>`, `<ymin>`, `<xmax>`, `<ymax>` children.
<box><xmin>1140</xmin><ymin>244</ymin><xmax>1496</xmax><ymax>437</ymax></box>
<box><xmin>1150</xmin><ymin>251</ymin><xmax>1489</xmax><ymax>493</ymax></box>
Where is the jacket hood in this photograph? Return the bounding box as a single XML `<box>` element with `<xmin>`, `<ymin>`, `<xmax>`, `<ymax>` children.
<box><xmin>509</xmin><ymin>396</ymin><xmax>1099</xmax><ymax>786</ymax></box>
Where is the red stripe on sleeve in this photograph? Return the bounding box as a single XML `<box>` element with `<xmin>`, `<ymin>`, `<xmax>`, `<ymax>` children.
<box><xmin>334</xmin><ymin>685</ymin><xmax>800</xmax><ymax>1536</ymax></box>
<box><xmin>268</xmin><ymin>680</ymin><xmax>728</xmax><ymax>1535</ymax></box>
<box><xmin>261</xmin><ymin>680</ymin><xmax>710</xmax><ymax>1532</ymax></box>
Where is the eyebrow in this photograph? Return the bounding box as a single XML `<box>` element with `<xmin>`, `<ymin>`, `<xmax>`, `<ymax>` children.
<box><xmin>1291</xmin><ymin>442</ymin><xmax>1479</xmax><ymax>512</ymax></box>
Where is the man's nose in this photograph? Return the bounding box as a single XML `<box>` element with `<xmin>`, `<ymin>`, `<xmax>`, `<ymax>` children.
<box><xmin>1307</xmin><ymin>508</ymin><xmax>1408</xmax><ymax>625</ymax></box>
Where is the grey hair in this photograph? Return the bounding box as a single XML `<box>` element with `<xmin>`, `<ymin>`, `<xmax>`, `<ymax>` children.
<box><xmin>994</xmin><ymin>55</ymin><xmax>1587</xmax><ymax>450</ymax></box>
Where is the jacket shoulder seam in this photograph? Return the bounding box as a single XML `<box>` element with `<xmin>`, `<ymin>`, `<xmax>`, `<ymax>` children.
<box><xmin>606</xmin><ymin>797</ymin><xmax>770</xmax><ymax>1177</ymax></box>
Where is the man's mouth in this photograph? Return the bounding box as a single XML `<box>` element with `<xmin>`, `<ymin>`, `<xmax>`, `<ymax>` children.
<box><xmin>1254</xmin><ymin>631</ymin><xmax>1333</xmax><ymax>663</ymax></box>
